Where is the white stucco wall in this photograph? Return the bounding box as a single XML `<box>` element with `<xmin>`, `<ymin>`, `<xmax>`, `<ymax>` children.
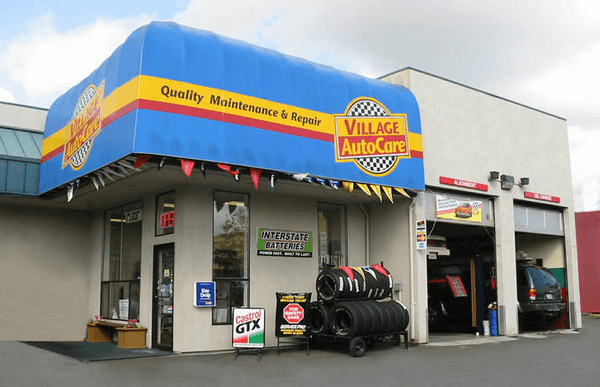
<box><xmin>0</xmin><ymin>102</ymin><xmax>47</xmax><ymax>131</ymax></box>
<box><xmin>381</xmin><ymin>68</ymin><xmax>581</xmax><ymax>332</ymax></box>
<box><xmin>0</xmin><ymin>204</ymin><xmax>93</xmax><ymax>340</ymax></box>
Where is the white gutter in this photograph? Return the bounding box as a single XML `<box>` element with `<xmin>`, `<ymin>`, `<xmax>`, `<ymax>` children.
<box><xmin>408</xmin><ymin>200</ymin><xmax>416</xmax><ymax>341</ymax></box>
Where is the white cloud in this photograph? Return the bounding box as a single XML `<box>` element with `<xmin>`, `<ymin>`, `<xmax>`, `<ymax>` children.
<box><xmin>568</xmin><ymin>125</ymin><xmax>600</xmax><ymax>211</ymax></box>
<box><xmin>2</xmin><ymin>14</ymin><xmax>152</xmax><ymax>107</ymax></box>
<box><xmin>0</xmin><ymin>87</ymin><xmax>16</xmax><ymax>103</ymax></box>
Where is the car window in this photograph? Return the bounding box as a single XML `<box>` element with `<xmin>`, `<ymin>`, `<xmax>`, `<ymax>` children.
<box><xmin>525</xmin><ymin>266</ymin><xmax>558</xmax><ymax>287</ymax></box>
<box><xmin>541</xmin><ymin>268</ymin><xmax>559</xmax><ymax>286</ymax></box>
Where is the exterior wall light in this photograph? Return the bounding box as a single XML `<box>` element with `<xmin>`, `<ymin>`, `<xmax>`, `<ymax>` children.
<box><xmin>519</xmin><ymin>177</ymin><xmax>530</xmax><ymax>186</ymax></box>
<box><xmin>489</xmin><ymin>171</ymin><xmax>500</xmax><ymax>181</ymax></box>
<box><xmin>500</xmin><ymin>174</ymin><xmax>514</xmax><ymax>190</ymax></box>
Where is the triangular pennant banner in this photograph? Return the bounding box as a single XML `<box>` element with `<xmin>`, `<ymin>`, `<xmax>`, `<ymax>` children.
<box><xmin>67</xmin><ymin>183</ymin><xmax>75</xmax><ymax>202</ymax></box>
<box><xmin>134</xmin><ymin>155</ymin><xmax>152</xmax><ymax>169</ymax></box>
<box><xmin>269</xmin><ymin>174</ymin><xmax>276</xmax><ymax>192</ymax></box>
<box><xmin>250</xmin><ymin>168</ymin><xmax>261</xmax><ymax>191</ymax></box>
<box><xmin>370</xmin><ymin>184</ymin><xmax>383</xmax><ymax>202</ymax></box>
<box><xmin>181</xmin><ymin>159</ymin><xmax>195</xmax><ymax>177</ymax></box>
<box><xmin>382</xmin><ymin>186</ymin><xmax>394</xmax><ymax>203</ymax></box>
<box><xmin>394</xmin><ymin>187</ymin><xmax>411</xmax><ymax>198</ymax></box>
<box><xmin>357</xmin><ymin>183</ymin><xmax>371</xmax><ymax>196</ymax></box>
<box><xmin>217</xmin><ymin>163</ymin><xmax>241</xmax><ymax>180</ymax></box>
<box><xmin>329</xmin><ymin>180</ymin><xmax>340</xmax><ymax>190</ymax></box>
<box><xmin>291</xmin><ymin>173</ymin><xmax>309</xmax><ymax>181</ymax></box>
<box><xmin>342</xmin><ymin>182</ymin><xmax>355</xmax><ymax>194</ymax></box>
<box><xmin>200</xmin><ymin>162</ymin><xmax>206</xmax><ymax>178</ymax></box>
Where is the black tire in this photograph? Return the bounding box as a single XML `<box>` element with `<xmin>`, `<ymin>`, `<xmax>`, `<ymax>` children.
<box><xmin>394</xmin><ymin>301</ymin><xmax>410</xmax><ymax>332</ymax></box>
<box><xmin>372</xmin><ymin>301</ymin><xmax>390</xmax><ymax>335</ymax></box>
<box><xmin>309</xmin><ymin>302</ymin><xmax>331</xmax><ymax>334</ymax></box>
<box><xmin>362</xmin><ymin>300</ymin><xmax>382</xmax><ymax>336</ymax></box>
<box><xmin>349</xmin><ymin>337</ymin><xmax>366</xmax><ymax>357</ymax></box>
<box><xmin>332</xmin><ymin>303</ymin><xmax>354</xmax><ymax>336</ymax></box>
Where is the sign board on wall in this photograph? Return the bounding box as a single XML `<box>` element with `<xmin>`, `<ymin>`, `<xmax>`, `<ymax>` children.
<box><xmin>257</xmin><ymin>229</ymin><xmax>313</xmax><ymax>257</ymax></box>
<box><xmin>193</xmin><ymin>282</ymin><xmax>216</xmax><ymax>307</ymax></box>
<box><xmin>232</xmin><ymin>308</ymin><xmax>265</xmax><ymax>349</ymax></box>
<box><xmin>416</xmin><ymin>219</ymin><xmax>427</xmax><ymax>250</ymax></box>
<box><xmin>436</xmin><ymin>195</ymin><xmax>482</xmax><ymax>223</ymax></box>
<box><xmin>275</xmin><ymin>292</ymin><xmax>311</xmax><ymax>337</ymax></box>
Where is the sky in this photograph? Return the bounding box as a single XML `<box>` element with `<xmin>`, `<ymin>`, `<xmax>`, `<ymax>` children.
<box><xmin>1</xmin><ymin>0</ymin><xmax>598</xmax><ymax>212</ymax></box>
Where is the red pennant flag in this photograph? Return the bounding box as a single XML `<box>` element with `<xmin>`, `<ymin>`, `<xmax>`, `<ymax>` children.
<box><xmin>181</xmin><ymin>159</ymin><xmax>195</xmax><ymax>177</ymax></box>
<box><xmin>250</xmin><ymin>168</ymin><xmax>261</xmax><ymax>191</ymax></box>
<box><xmin>217</xmin><ymin>163</ymin><xmax>240</xmax><ymax>178</ymax></box>
<box><xmin>134</xmin><ymin>155</ymin><xmax>152</xmax><ymax>169</ymax></box>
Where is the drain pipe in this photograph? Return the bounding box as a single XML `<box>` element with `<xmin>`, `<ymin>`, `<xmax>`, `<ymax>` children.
<box><xmin>408</xmin><ymin>200</ymin><xmax>416</xmax><ymax>341</ymax></box>
<box><xmin>359</xmin><ymin>203</ymin><xmax>370</xmax><ymax>266</ymax></box>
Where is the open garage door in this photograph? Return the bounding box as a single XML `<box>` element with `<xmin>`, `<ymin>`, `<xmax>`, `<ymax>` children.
<box><xmin>424</xmin><ymin>192</ymin><xmax>497</xmax><ymax>334</ymax></box>
<box><xmin>514</xmin><ymin>203</ymin><xmax>569</xmax><ymax>331</ymax></box>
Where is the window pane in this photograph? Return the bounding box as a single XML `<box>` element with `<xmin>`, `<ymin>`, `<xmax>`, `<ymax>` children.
<box><xmin>318</xmin><ymin>203</ymin><xmax>347</xmax><ymax>266</ymax></box>
<box><xmin>212</xmin><ymin>280</ymin><xmax>249</xmax><ymax>324</ymax></box>
<box><xmin>122</xmin><ymin>219</ymin><xmax>142</xmax><ymax>280</ymax></box>
<box><xmin>213</xmin><ymin>281</ymin><xmax>231</xmax><ymax>324</ymax></box>
<box><xmin>156</xmin><ymin>191</ymin><xmax>175</xmax><ymax>236</ymax></box>
<box><xmin>213</xmin><ymin>192</ymin><xmax>249</xmax><ymax>279</ymax></box>
<box><xmin>105</xmin><ymin>208</ymin><xmax>123</xmax><ymax>281</ymax></box>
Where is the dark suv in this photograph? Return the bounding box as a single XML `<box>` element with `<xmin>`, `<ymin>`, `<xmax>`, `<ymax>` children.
<box><xmin>517</xmin><ymin>261</ymin><xmax>564</xmax><ymax>330</ymax></box>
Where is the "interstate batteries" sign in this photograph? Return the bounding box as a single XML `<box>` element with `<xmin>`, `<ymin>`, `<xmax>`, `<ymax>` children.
<box><xmin>257</xmin><ymin>229</ymin><xmax>312</xmax><ymax>257</ymax></box>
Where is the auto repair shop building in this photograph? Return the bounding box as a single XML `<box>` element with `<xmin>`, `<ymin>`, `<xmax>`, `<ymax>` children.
<box><xmin>0</xmin><ymin>21</ymin><xmax>581</xmax><ymax>352</ymax></box>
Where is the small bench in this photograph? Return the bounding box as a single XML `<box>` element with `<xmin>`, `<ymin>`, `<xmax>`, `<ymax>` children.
<box><xmin>86</xmin><ymin>321</ymin><xmax>147</xmax><ymax>349</ymax></box>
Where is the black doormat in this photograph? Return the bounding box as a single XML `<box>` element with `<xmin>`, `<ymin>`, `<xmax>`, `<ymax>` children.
<box><xmin>22</xmin><ymin>341</ymin><xmax>173</xmax><ymax>362</ymax></box>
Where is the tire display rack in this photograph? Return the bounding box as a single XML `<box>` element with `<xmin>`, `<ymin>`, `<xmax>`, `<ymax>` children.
<box><xmin>310</xmin><ymin>264</ymin><xmax>410</xmax><ymax>357</ymax></box>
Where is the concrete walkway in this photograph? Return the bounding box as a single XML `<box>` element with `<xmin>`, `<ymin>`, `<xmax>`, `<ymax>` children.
<box><xmin>1</xmin><ymin>316</ymin><xmax>597</xmax><ymax>387</ymax></box>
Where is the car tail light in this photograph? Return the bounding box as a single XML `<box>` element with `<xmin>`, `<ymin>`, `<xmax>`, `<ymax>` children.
<box><xmin>528</xmin><ymin>289</ymin><xmax>537</xmax><ymax>301</ymax></box>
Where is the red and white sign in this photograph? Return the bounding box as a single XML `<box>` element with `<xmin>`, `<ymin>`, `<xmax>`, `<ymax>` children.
<box><xmin>283</xmin><ymin>303</ymin><xmax>304</xmax><ymax>324</ymax></box>
<box><xmin>440</xmin><ymin>176</ymin><xmax>488</xmax><ymax>192</ymax></box>
<box><xmin>524</xmin><ymin>191</ymin><xmax>560</xmax><ymax>203</ymax></box>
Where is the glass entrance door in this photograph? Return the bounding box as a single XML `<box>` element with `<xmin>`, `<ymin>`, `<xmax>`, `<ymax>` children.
<box><xmin>153</xmin><ymin>243</ymin><xmax>174</xmax><ymax>351</ymax></box>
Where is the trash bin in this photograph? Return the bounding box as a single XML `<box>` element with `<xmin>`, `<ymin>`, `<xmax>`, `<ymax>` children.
<box><xmin>488</xmin><ymin>303</ymin><xmax>498</xmax><ymax>336</ymax></box>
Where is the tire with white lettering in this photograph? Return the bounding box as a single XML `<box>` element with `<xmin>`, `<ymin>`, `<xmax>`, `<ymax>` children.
<box><xmin>332</xmin><ymin>302</ymin><xmax>365</xmax><ymax>337</ymax></box>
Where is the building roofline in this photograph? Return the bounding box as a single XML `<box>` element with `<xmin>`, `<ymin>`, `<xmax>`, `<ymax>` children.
<box><xmin>378</xmin><ymin>67</ymin><xmax>566</xmax><ymax>122</ymax></box>
<box><xmin>0</xmin><ymin>100</ymin><xmax>49</xmax><ymax>112</ymax></box>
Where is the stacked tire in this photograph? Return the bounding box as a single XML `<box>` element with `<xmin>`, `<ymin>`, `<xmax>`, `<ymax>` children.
<box><xmin>315</xmin><ymin>264</ymin><xmax>393</xmax><ymax>302</ymax></box>
<box><xmin>310</xmin><ymin>264</ymin><xmax>410</xmax><ymax>356</ymax></box>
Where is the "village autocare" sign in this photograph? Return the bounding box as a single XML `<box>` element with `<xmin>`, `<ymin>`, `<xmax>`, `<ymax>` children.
<box><xmin>232</xmin><ymin>308</ymin><xmax>265</xmax><ymax>349</ymax></box>
<box><xmin>257</xmin><ymin>229</ymin><xmax>312</xmax><ymax>257</ymax></box>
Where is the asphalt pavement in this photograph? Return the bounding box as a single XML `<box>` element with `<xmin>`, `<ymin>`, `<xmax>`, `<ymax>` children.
<box><xmin>2</xmin><ymin>315</ymin><xmax>599</xmax><ymax>387</ymax></box>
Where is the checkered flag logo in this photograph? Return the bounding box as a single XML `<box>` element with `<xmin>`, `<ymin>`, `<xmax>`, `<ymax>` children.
<box><xmin>346</xmin><ymin>99</ymin><xmax>398</xmax><ymax>175</ymax></box>
<box><xmin>62</xmin><ymin>81</ymin><xmax>104</xmax><ymax>170</ymax></box>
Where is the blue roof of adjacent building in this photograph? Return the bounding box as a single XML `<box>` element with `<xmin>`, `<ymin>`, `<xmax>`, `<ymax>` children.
<box><xmin>0</xmin><ymin>126</ymin><xmax>42</xmax><ymax>196</ymax></box>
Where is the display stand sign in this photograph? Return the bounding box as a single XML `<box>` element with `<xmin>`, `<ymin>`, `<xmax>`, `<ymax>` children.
<box><xmin>275</xmin><ymin>292</ymin><xmax>311</xmax><ymax>337</ymax></box>
<box><xmin>193</xmin><ymin>282</ymin><xmax>216</xmax><ymax>307</ymax></box>
<box><xmin>232</xmin><ymin>308</ymin><xmax>265</xmax><ymax>349</ymax></box>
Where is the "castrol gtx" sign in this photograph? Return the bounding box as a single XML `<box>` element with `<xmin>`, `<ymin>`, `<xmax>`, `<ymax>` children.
<box><xmin>232</xmin><ymin>308</ymin><xmax>265</xmax><ymax>348</ymax></box>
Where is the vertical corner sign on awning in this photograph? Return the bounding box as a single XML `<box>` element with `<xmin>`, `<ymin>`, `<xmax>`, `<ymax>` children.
<box><xmin>39</xmin><ymin>22</ymin><xmax>424</xmax><ymax>195</ymax></box>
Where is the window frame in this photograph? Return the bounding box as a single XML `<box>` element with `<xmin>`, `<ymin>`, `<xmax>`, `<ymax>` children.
<box><xmin>100</xmin><ymin>201</ymin><xmax>143</xmax><ymax>321</ymax></box>
<box><xmin>155</xmin><ymin>190</ymin><xmax>176</xmax><ymax>237</ymax></box>
<box><xmin>317</xmin><ymin>202</ymin><xmax>348</xmax><ymax>267</ymax></box>
<box><xmin>212</xmin><ymin>190</ymin><xmax>250</xmax><ymax>325</ymax></box>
